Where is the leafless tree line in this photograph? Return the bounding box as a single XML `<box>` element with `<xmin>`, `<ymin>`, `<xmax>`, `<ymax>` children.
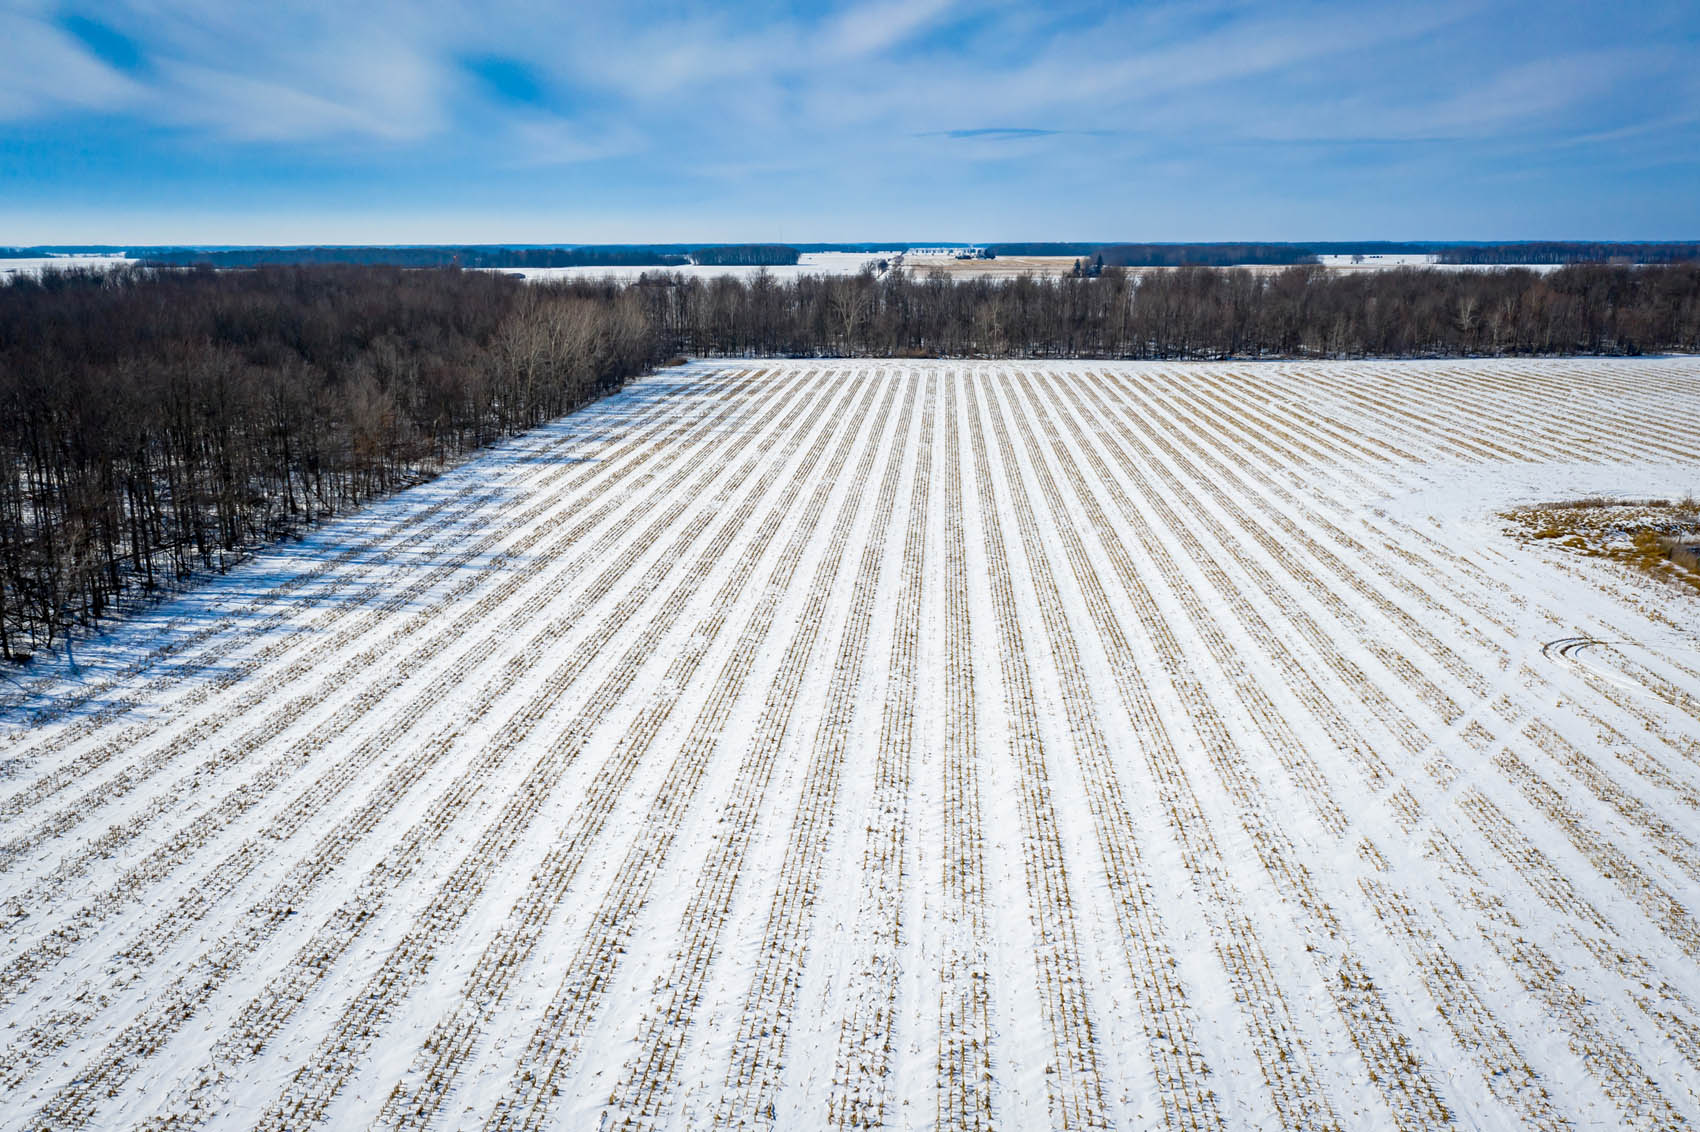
<box><xmin>0</xmin><ymin>266</ymin><xmax>652</xmax><ymax>658</ymax></box>
<box><xmin>625</xmin><ymin>263</ymin><xmax>1700</xmax><ymax>359</ymax></box>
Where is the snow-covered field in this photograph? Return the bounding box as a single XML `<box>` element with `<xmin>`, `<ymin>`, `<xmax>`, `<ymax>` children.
<box><xmin>4</xmin><ymin>358</ymin><xmax>1700</xmax><ymax>1131</ymax></box>
<box><xmin>494</xmin><ymin>251</ymin><xmax>898</xmax><ymax>283</ymax></box>
<box><xmin>507</xmin><ymin>254</ymin><xmax>1570</xmax><ymax>282</ymax></box>
<box><xmin>0</xmin><ymin>253</ymin><xmax>1581</xmax><ymax>283</ymax></box>
<box><xmin>0</xmin><ymin>254</ymin><xmax>131</xmax><ymax>279</ymax></box>
<box><xmin>1313</xmin><ymin>254</ymin><xmax>1566</xmax><ymax>274</ymax></box>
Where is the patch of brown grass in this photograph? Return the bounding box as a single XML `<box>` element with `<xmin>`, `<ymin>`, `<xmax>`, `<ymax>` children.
<box><xmin>1544</xmin><ymin>495</ymin><xmax>1673</xmax><ymax>510</ymax></box>
<box><xmin>1503</xmin><ymin>495</ymin><xmax>1700</xmax><ymax>596</ymax></box>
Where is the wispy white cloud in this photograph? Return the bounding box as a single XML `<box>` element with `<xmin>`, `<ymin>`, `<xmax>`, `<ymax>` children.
<box><xmin>2</xmin><ymin>0</ymin><xmax>1696</xmax><ymax>241</ymax></box>
<box><xmin>501</xmin><ymin>116</ymin><xmax>644</xmax><ymax>167</ymax></box>
<box><xmin>8</xmin><ymin>0</ymin><xmax>1679</xmax><ymax>153</ymax></box>
<box><xmin>820</xmin><ymin>0</ymin><xmax>955</xmax><ymax>58</ymax></box>
<box><xmin>0</xmin><ymin>8</ymin><xmax>145</xmax><ymax>118</ymax></box>
<box><xmin>156</xmin><ymin>47</ymin><xmax>446</xmax><ymax>142</ymax></box>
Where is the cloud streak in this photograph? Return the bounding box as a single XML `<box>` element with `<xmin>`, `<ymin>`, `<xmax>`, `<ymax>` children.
<box><xmin>938</xmin><ymin>128</ymin><xmax>1060</xmax><ymax>140</ymax></box>
<box><xmin>1</xmin><ymin>0</ymin><xmax>1695</xmax><ymax>241</ymax></box>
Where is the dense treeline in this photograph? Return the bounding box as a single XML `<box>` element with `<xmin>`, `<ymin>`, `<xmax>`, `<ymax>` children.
<box><xmin>981</xmin><ymin>243</ymin><xmax>1322</xmax><ymax>266</ymax></box>
<box><xmin>1436</xmin><ymin>242</ymin><xmax>1700</xmax><ymax>265</ymax></box>
<box><xmin>984</xmin><ymin>242</ymin><xmax>1316</xmax><ymax>261</ymax></box>
<box><xmin>1096</xmin><ymin>244</ymin><xmax>1318</xmax><ymax>267</ymax></box>
<box><xmin>984</xmin><ymin>241</ymin><xmax>1700</xmax><ymax>265</ymax></box>
<box><xmin>141</xmin><ymin>243</ymin><xmax>805</xmax><ymax>269</ymax></box>
<box><xmin>143</xmin><ymin>246</ymin><xmax>692</xmax><ymax>269</ymax></box>
<box><xmin>4</xmin><ymin>260</ymin><xmax>1698</xmax><ymax>655</ymax></box>
<box><xmin>0</xmin><ymin>265</ymin><xmax>654</xmax><ymax>657</ymax></box>
<box><xmin>689</xmin><ymin>245</ymin><xmax>801</xmax><ymax>266</ymax></box>
<box><xmin>627</xmin><ymin>262</ymin><xmax>1700</xmax><ymax>359</ymax></box>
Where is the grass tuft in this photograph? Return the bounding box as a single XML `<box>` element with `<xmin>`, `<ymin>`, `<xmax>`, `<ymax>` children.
<box><xmin>1502</xmin><ymin>496</ymin><xmax>1700</xmax><ymax>597</ymax></box>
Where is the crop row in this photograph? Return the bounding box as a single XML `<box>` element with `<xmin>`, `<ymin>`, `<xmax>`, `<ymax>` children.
<box><xmin>1424</xmin><ymin>828</ymin><xmax>1690</xmax><ymax>1131</ymax></box>
<box><xmin>1441</xmin><ymin>792</ymin><xmax>1700</xmax><ymax>1091</ymax></box>
<box><xmin>235</xmin><ymin>369</ymin><xmax>852</xmax><ymax>1132</ymax></box>
<box><xmin>27</xmin><ymin>368</ymin><xmax>817</xmax><ymax>1131</ymax></box>
<box><xmin>8</xmin><ymin>360</ymin><xmax>1696</xmax><ymax>1131</ymax></box>
<box><xmin>1026</xmin><ymin>373</ymin><xmax>1428</xmax><ymax>1130</ymax></box>
<box><xmin>343</xmin><ymin>368</ymin><xmax>851</xmax><ymax>1132</ymax></box>
<box><xmin>0</xmin><ymin>372</ymin><xmax>756</xmax><ymax>1018</ymax></box>
<box><xmin>1175</xmin><ymin>364</ymin><xmax>1700</xmax><ymax>803</ymax></box>
<box><xmin>710</xmin><ymin>372</ymin><xmax>918</xmax><ymax>1131</ymax></box>
<box><xmin>1094</xmin><ymin>370</ymin><xmax>1679</xmax><ymax>1013</ymax></box>
<box><xmin>474</xmin><ymin>374</ymin><xmax>887</xmax><ymax>1132</ymax></box>
<box><xmin>0</xmin><ymin>376</ymin><xmax>739</xmax><ymax>935</ymax></box>
<box><xmin>1153</xmin><ymin>370</ymin><xmax>1700</xmax><ymax>898</ymax></box>
<box><xmin>0</xmin><ymin>369</ymin><xmax>726</xmax><ymax>760</ymax></box>
<box><xmin>824</xmin><ymin>373</ymin><xmax>936</xmax><ymax>1131</ymax></box>
<box><xmin>960</xmin><ymin>377</ymin><xmax>1110</xmax><ymax>1130</ymax></box>
<box><xmin>0</xmin><ymin>410</ymin><xmax>587</xmax><ymax>813</ymax></box>
<box><xmin>1083</xmin><ymin>367</ymin><xmax>1699</xmax><ymax>1119</ymax></box>
<box><xmin>932</xmin><ymin>381</ymin><xmax>995</xmax><ymax>1132</ymax></box>
<box><xmin>977</xmin><ymin>375</ymin><xmax>1224</xmax><ymax>1132</ymax></box>
<box><xmin>608</xmin><ymin>375</ymin><xmax>909</xmax><ymax>1130</ymax></box>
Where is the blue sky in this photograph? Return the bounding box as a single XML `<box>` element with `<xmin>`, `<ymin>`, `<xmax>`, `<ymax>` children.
<box><xmin>1</xmin><ymin>0</ymin><xmax>1696</xmax><ymax>244</ymax></box>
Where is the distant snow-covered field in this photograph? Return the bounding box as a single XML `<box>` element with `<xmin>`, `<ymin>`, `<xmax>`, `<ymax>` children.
<box><xmin>0</xmin><ymin>252</ymin><xmax>1585</xmax><ymax>283</ymax></box>
<box><xmin>497</xmin><ymin>250</ymin><xmax>899</xmax><ymax>282</ymax></box>
<box><xmin>0</xmin><ymin>254</ymin><xmax>130</xmax><ymax>279</ymax></box>
<box><xmin>4</xmin><ymin>359</ymin><xmax>1699</xmax><ymax>1131</ymax></box>
<box><xmin>1314</xmin><ymin>253</ymin><xmax>1567</xmax><ymax>274</ymax></box>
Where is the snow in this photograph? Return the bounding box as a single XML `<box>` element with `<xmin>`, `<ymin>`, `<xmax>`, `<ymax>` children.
<box><xmin>1313</xmin><ymin>253</ymin><xmax>1568</xmax><ymax>274</ymax></box>
<box><xmin>495</xmin><ymin>251</ymin><xmax>900</xmax><ymax>283</ymax></box>
<box><xmin>0</xmin><ymin>254</ymin><xmax>131</xmax><ymax>279</ymax></box>
<box><xmin>0</xmin><ymin>252</ymin><xmax>1580</xmax><ymax>285</ymax></box>
<box><xmin>3</xmin><ymin>357</ymin><xmax>1700</xmax><ymax>1131</ymax></box>
<box><xmin>1314</xmin><ymin>253</ymin><xmax>1443</xmax><ymax>268</ymax></box>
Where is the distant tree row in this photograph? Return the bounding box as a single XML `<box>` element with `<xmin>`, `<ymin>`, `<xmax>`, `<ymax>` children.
<box><xmin>142</xmin><ymin>246</ymin><xmax>692</xmax><ymax>269</ymax></box>
<box><xmin>688</xmin><ymin>245</ymin><xmax>801</xmax><ymax>266</ymax></box>
<box><xmin>981</xmin><ymin>241</ymin><xmax>1700</xmax><ymax>266</ymax></box>
<box><xmin>985</xmin><ymin>242</ymin><xmax>1435</xmax><ymax>259</ymax></box>
<box><xmin>1434</xmin><ymin>243</ymin><xmax>1700</xmax><ymax>265</ymax></box>
<box><xmin>139</xmin><ymin>244</ymin><xmax>803</xmax><ymax>270</ymax></box>
<box><xmin>1094</xmin><ymin>244</ymin><xmax>1320</xmax><ymax>267</ymax></box>
<box><xmin>981</xmin><ymin>243</ymin><xmax>1328</xmax><ymax>264</ymax></box>
<box><xmin>0</xmin><ymin>265</ymin><xmax>655</xmax><ymax>657</ymax></box>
